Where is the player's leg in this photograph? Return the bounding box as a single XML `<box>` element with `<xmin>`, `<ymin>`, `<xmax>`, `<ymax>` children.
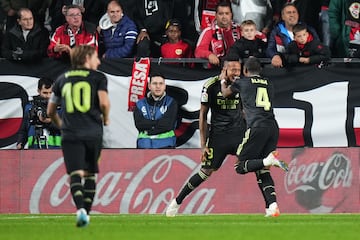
<box><xmin>62</xmin><ymin>139</ymin><xmax>89</xmax><ymax>227</ymax></box>
<box><xmin>83</xmin><ymin>138</ymin><xmax>102</xmax><ymax>215</ymax></box>
<box><xmin>235</xmin><ymin>128</ymin><xmax>267</xmax><ymax>174</ymax></box>
<box><xmin>235</xmin><ymin>127</ymin><xmax>288</xmax><ymax>174</ymax></box>
<box><xmin>165</xmin><ymin>168</ymin><xmax>210</xmax><ymax>217</ymax></box>
<box><xmin>166</xmin><ymin>134</ymin><xmax>229</xmax><ymax>217</ymax></box>
<box><xmin>256</xmin><ymin>169</ymin><xmax>280</xmax><ymax>217</ymax></box>
<box><xmin>261</xmin><ymin>124</ymin><xmax>282</xmax><ymax>217</ymax></box>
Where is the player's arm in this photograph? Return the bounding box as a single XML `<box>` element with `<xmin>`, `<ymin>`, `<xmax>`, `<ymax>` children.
<box><xmin>98</xmin><ymin>90</ymin><xmax>110</xmax><ymax>126</ymax></box>
<box><xmin>47</xmin><ymin>92</ymin><xmax>62</xmax><ymax>128</ymax></box>
<box><xmin>199</xmin><ymin>104</ymin><xmax>210</xmax><ymax>159</ymax></box>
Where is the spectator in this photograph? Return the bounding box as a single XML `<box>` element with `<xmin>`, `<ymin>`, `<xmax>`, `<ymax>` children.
<box><xmin>98</xmin><ymin>0</ymin><xmax>138</xmax><ymax>59</ymax></box>
<box><xmin>272</xmin><ymin>1</ymin><xmax>322</xmax><ymax>34</ymax></box>
<box><xmin>133</xmin><ymin>73</ymin><xmax>178</xmax><ymax>149</ymax></box>
<box><xmin>49</xmin><ymin>0</ymin><xmax>107</xmax><ymax>32</ymax></box>
<box><xmin>230</xmin><ymin>0</ymin><xmax>273</xmax><ymax>36</ymax></box>
<box><xmin>283</xmin><ymin>22</ymin><xmax>331</xmax><ymax>66</ymax></box>
<box><xmin>1</xmin><ymin>8</ymin><xmax>49</xmax><ymax>62</ymax></box>
<box><xmin>0</xmin><ymin>0</ymin><xmax>51</xmax><ymax>31</ymax></box>
<box><xmin>226</xmin><ymin>19</ymin><xmax>267</xmax><ymax>61</ymax></box>
<box><xmin>172</xmin><ymin>0</ymin><xmax>199</xmax><ymax>48</ymax></box>
<box><xmin>320</xmin><ymin>0</ymin><xmax>330</xmax><ymax>47</ymax></box>
<box><xmin>47</xmin><ymin>4</ymin><xmax>98</xmax><ymax>60</ymax></box>
<box><xmin>160</xmin><ymin>19</ymin><xmax>194</xmax><ymax>66</ymax></box>
<box><xmin>16</xmin><ymin>76</ymin><xmax>61</xmax><ymax>149</ymax></box>
<box><xmin>329</xmin><ymin>0</ymin><xmax>360</xmax><ymax>58</ymax></box>
<box><xmin>266</xmin><ymin>2</ymin><xmax>319</xmax><ymax>67</ymax></box>
<box><xmin>195</xmin><ymin>1</ymin><xmax>241</xmax><ymax>68</ymax></box>
<box><xmin>133</xmin><ymin>0</ymin><xmax>174</xmax><ymax>57</ymax></box>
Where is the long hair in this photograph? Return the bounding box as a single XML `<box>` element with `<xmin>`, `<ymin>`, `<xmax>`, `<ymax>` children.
<box><xmin>70</xmin><ymin>45</ymin><xmax>96</xmax><ymax>68</ymax></box>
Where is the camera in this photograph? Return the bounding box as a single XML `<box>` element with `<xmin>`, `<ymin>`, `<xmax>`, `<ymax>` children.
<box><xmin>29</xmin><ymin>95</ymin><xmax>48</xmax><ymax>126</ymax></box>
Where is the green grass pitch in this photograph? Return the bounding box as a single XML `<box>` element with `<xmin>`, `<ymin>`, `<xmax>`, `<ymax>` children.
<box><xmin>0</xmin><ymin>214</ymin><xmax>359</xmax><ymax>240</ymax></box>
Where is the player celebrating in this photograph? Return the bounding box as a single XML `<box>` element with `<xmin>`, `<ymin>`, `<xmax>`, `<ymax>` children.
<box><xmin>47</xmin><ymin>45</ymin><xmax>110</xmax><ymax>227</ymax></box>
<box><xmin>221</xmin><ymin>57</ymin><xmax>288</xmax><ymax>217</ymax></box>
<box><xmin>166</xmin><ymin>59</ymin><xmax>246</xmax><ymax>217</ymax></box>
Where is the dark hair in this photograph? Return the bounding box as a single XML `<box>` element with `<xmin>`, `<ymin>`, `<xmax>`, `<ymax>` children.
<box><xmin>244</xmin><ymin>57</ymin><xmax>261</xmax><ymax>74</ymax></box>
<box><xmin>215</xmin><ymin>1</ymin><xmax>232</xmax><ymax>14</ymax></box>
<box><xmin>149</xmin><ymin>72</ymin><xmax>165</xmax><ymax>82</ymax></box>
<box><xmin>292</xmin><ymin>23</ymin><xmax>307</xmax><ymax>35</ymax></box>
<box><xmin>38</xmin><ymin>77</ymin><xmax>54</xmax><ymax>90</ymax></box>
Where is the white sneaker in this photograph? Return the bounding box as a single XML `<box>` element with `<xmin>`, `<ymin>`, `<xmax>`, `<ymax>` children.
<box><xmin>166</xmin><ymin>199</ymin><xmax>180</xmax><ymax>217</ymax></box>
<box><xmin>76</xmin><ymin>208</ymin><xmax>90</xmax><ymax>227</ymax></box>
<box><xmin>264</xmin><ymin>151</ymin><xmax>289</xmax><ymax>172</ymax></box>
<box><xmin>265</xmin><ymin>202</ymin><xmax>280</xmax><ymax>217</ymax></box>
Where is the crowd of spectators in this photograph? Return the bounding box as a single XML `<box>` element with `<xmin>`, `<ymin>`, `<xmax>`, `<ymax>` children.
<box><xmin>0</xmin><ymin>0</ymin><xmax>358</xmax><ymax>68</ymax></box>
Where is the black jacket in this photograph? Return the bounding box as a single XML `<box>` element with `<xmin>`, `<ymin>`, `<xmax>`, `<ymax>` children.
<box><xmin>226</xmin><ymin>37</ymin><xmax>267</xmax><ymax>60</ymax></box>
<box><xmin>1</xmin><ymin>24</ymin><xmax>49</xmax><ymax>62</ymax></box>
<box><xmin>283</xmin><ymin>39</ymin><xmax>331</xmax><ymax>65</ymax></box>
<box><xmin>133</xmin><ymin>0</ymin><xmax>174</xmax><ymax>34</ymax></box>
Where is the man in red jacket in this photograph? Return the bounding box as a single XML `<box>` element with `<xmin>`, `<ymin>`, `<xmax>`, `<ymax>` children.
<box><xmin>195</xmin><ymin>1</ymin><xmax>241</xmax><ymax>68</ymax></box>
<box><xmin>47</xmin><ymin>4</ymin><xmax>97</xmax><ymax>60</ymax></box>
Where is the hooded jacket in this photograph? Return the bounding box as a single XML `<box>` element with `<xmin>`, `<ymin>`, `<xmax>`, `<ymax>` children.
<box><xmin>99</xmin><ymin>13</ymin><xmax>138</xmax><ymax>58</ymax></box>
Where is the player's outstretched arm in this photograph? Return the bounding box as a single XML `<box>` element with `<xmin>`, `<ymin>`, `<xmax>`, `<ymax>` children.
<box><xmin>98</xmin><ymin>90</ymin><xmax>110</xmax><ymax>126</ymax></box>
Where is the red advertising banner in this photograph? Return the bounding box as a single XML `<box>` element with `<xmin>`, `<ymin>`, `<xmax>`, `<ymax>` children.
<box><xmin>0</xmin><ymin>148</ymin><xmax>358</xmax><ymax>214</ymax></box>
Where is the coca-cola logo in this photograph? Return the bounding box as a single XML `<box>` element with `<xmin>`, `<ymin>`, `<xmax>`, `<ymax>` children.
<box><xmin>29</xmin><ymin>155</ymin><xmax>216</xmax><ymax>214</ymax></box>
<box><xmin>285</xmin><ymin>152</ymin><xmax>352</xmax><ymax>193</ymax></box>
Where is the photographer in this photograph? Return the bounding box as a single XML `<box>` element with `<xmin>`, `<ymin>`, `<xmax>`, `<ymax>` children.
<box><xmin>16</xmin><ymin>77</ymin><xmax>61</xmax><ymax>149</ymax></box>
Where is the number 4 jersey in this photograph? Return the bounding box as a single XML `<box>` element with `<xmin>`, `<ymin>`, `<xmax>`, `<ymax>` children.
<box><xmin>230</xmin><ymin>75</ymin><xmax>276</xmax><ymax>128</ymax></box>
<box><xmin>50</xmin><ymin>68</ymin><xmax>108</xmax><ymax>140</ymax></box>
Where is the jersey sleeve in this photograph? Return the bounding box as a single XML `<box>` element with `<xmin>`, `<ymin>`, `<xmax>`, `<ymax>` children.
<box><xmin>96</xmin><ymin>71</ymin><xmax>108</xmax><ymax>92</ymax></box>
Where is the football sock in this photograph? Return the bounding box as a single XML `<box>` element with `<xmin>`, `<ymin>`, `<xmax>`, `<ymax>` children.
<box><xmin>235</xmin><ymin>159</ymin><xmax>265</xmax><ymax>174</ymax></box>
<box><xmin>256</xmin><ymin>169</ymin><xmax>276</xmax><ymax>208</ymax></box>
<box><xmin>176</xmin><ymin>170</ymin><xmax>209</xmax><ymax>204</ymax></box>
<box><xmin>70</xmin><ymin>173</ymin><xmax>84</xmax><ymax>210</ymax></box>
<box><xmin>83</xmin><ymin>174</ymin><xmax>96</xmax><ymax>214</ymax></box>
<box><xmin>255</xmin><ymin>171</ymin><xmax>269</xmax><ymax>207</ymax></box>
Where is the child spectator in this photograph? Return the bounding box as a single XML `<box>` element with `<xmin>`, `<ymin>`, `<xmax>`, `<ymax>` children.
<box><xmin>283</xmin><ymin>23</ymin><xmax>330</xmax><ymax>66</ymax></box>
<box><xmin>226</xmin><ymin>19</ymin><xmax>267</xmax><ymax>61</ymax></box>
<box><xmin>160</xmin><ymin>19</ymin><xmax>193</xmax><ymax>67</ymax></box>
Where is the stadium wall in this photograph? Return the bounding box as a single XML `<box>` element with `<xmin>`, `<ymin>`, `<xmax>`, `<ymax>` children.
<box><xmin>0</xmin><ymin>148</ymin><xmax>358</xmax><ymax>214</ymax></box>
<box><xmin>2</xmin><ymin>59</ymin><xmax>360</xmax><ymax>148</ymax></box>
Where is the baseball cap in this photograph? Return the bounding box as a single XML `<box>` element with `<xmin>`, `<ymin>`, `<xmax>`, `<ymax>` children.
<box><xmin>165</xmin><ymin>19</ymin><xmax>182</xmax><ymax>30</ymax></box>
